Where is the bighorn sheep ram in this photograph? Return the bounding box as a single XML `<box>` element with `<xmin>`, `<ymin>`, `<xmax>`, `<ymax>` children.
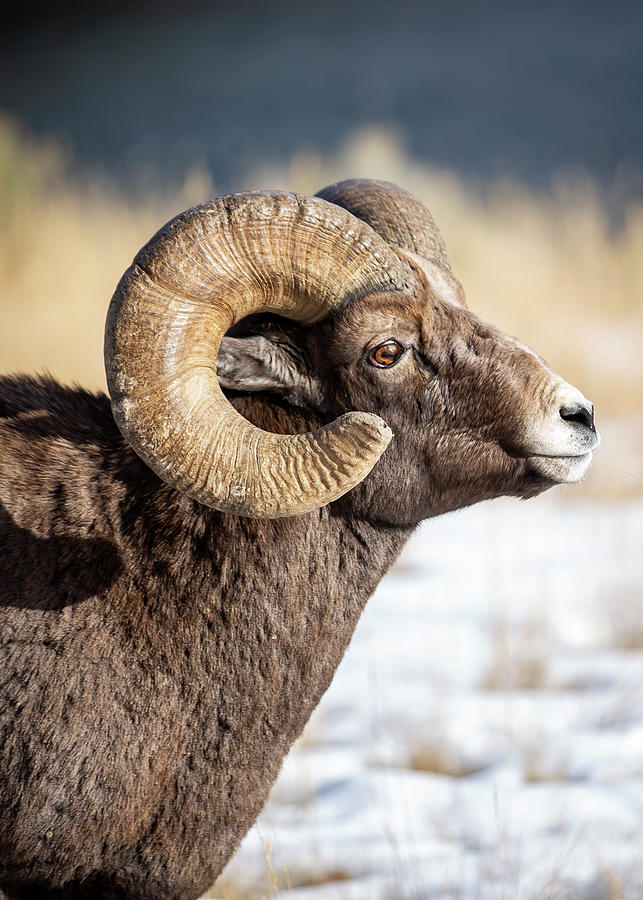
<box><xmin>0</xmin><ymin>180</ymin><xmax>598</xmax><ymax>899</ymax></box>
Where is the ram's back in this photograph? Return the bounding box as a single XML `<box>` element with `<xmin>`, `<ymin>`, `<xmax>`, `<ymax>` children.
<box><xmin>0</xmin><ymin>376</ymin><xmax>192</xmax><ymax>896</ymax></box>
<box><xmin>0</xmin><ymin>375</ymin><xmax>126</xmax><ymax>609</ymax></box>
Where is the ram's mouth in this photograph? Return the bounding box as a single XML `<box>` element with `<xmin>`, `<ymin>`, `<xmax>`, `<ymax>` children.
<box><xmin>526</xmin><ymin>450</ymin><xmax>595</xmax><ymax>484</ymax></box>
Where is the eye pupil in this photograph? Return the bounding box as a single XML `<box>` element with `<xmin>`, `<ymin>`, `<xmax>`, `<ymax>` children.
<box><xmin>368</xmin><ymin>341</ymin><xmax>403</xmax><ymax>368</ymax></box>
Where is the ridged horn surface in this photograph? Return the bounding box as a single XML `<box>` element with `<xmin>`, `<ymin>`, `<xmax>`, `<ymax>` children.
<box><xmin>105</xmin><ymin>191</ymin><xmax>413</xmax><ymax>518</ymax></box>
<box><xmin>316</xmin><ymin>178</ymin><xmax>451</xmax><ymax>272</ymax></box>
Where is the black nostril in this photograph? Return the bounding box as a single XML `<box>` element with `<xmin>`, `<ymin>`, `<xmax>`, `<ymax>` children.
<box><xmin>560</xmin><ymin>401</ymin><xmax>595</xmax><ymax>433</ymax></box>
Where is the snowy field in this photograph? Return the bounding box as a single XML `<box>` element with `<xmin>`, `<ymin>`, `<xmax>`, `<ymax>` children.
<box><xmin>209</xmin><ymin>494</ymin><xmax>643</xmax><ymax>900</ymax></box>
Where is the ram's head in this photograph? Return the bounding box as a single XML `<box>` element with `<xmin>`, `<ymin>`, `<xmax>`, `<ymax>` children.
<box><xmin>105</xmin><ymin>179</ymin><xmax>599</xmax><ymax>523</ymax></box>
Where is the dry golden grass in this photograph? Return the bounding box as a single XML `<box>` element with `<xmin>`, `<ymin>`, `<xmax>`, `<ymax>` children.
<box><xmin>1</xmin><ymin>117</ymin><xmax>641</xmax><ymax>496</ymax></box>
<box><xmin>0</xmin><ymin>115</ymin><xmax>213</xmax><ymax>390</ymax></box>
<box><xmin>207</xmin><ymin>848</ymin><xmax>352</xmax><ymax>900</ymax></box>
<box><xmin>521</xmin><ymin>740</ymin><xmax>570</xmax><ymax>785</ymax></box>
<box><xmin>407</xmin><ymin>740</ymin><xmax>483</xmax><ymax>778</ymax></box>
<box><xmin>481</xmin><ymin>615</ymin><xmax>550</xmax><ymax>692</ymax></box>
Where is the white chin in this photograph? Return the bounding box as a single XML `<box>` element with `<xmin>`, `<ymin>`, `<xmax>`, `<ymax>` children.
<box><xmin>528</xmin><ymin>452</ymin><xmax>594</xmax><ymax>484</ymax></box>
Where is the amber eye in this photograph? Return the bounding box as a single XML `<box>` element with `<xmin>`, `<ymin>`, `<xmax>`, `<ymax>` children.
<box><xmin>367</xmin><ymin>340</ymin><xmax>405</xmax><ymax>368</ymax></box>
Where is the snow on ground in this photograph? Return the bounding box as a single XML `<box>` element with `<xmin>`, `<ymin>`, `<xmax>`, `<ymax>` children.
<box><xmin>209</xmin><ymin>495</ymin><xmax>643</xmax><ymax>900</ymax></box>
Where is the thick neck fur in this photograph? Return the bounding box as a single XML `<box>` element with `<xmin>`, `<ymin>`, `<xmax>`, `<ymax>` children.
<box><xmin>0</xmin><ymin>377</ymin><xmax>412</xmax><ymax>898</ymax></box>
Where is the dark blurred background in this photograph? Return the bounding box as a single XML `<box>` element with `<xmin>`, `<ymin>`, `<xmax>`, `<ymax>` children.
<box><xmin>2</xmin><ymin>0</ymin><xmax>642</xmax><ymax>197</ymax></box>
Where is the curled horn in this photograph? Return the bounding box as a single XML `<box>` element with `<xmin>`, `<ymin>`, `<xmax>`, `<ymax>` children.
<box><xmin>316</xmin><ymin>178</ymin><xmax>450</xmax><ymax>270</ymax></box>
<box><xmin>315</xmin><ymin>179</ymin><xmax>465</xmax><ymax>307</ymax></box>
<box><xmin>105</xmin><ymin>191</ymin><xmax>414</xmax><ymax>518</ymax></box>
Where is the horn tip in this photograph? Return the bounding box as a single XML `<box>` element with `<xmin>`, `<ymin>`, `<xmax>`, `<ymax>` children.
<box><xmin>341</xmin><ymin>411</ymin><xmax>393</xmax><ymax>447</ymax></box>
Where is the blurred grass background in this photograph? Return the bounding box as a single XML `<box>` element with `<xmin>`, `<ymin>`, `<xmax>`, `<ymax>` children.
<box><xmin>1</xmin><ymin>116</ymin><xmax>641</xmax><ymax>496</ymax></box>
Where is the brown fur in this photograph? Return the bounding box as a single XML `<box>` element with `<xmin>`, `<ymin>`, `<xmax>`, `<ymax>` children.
<box><xmin>0</xmin><ymin>288</ymin><xmax>565</xmax><ymax>899</ymax></box>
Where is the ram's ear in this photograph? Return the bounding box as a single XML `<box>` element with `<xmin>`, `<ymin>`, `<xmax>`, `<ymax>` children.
<box><xmin>217</xmin><ymin>335</ymin><xmax>320</xmax><ymax>404</ymax></box>
<box><xmin>395</xmin><ymin>247</ymin><xmax>467</xmax><ymax>308</ymax></box>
